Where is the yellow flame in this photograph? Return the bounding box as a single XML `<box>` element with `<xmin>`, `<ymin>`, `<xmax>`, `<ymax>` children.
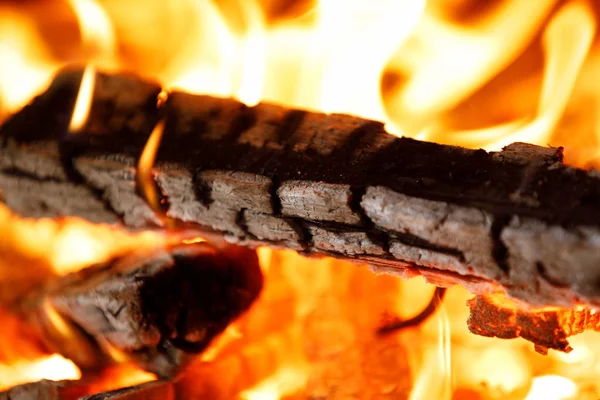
<box><xmin>239</xmin><ymin>367</ymin><xmax>308</xmax><ymax>400</ymax></box>
<box><xmin>42</xmin><ymin>299</ymin><xmax>74</xmax><ymax>339</ymax></box>
<box><xmin>313</xmin><ymin>0</ymin><xmax>425</xmax><ymax>119</ymax></box>
<box><xmin>524</xmin><ymin>375</ymin><xmax>578</xmax><ymax>400</ymax></box>
<box><xmin>0</xmin><ymin>11</ymin><xmax>57</xmax><ymax>120</ymax></box>
<box><xmin>409</xmin><ymin>304</ymin><xmax>452</xmax><ymax>400</ymax></box>
<box><xmin>49</xmin><ymin>219</ymin><xmax>165</xmax><ymax>274</ymax></box>
<box><xmin>386</xmin><ymin>0</ymin><xmax>558</xmax><ymax>135</ymax></box>
<box><xmin>67</xmin><ymin>0</ymin><xmax>117</xmax><ymax>65</ymax></box>
<box><xmin>68</xmin><ymin>65</ymin><xmax>96</xmax><ymax>133</ymax></box>
<box><xmin>0</xmin><ymin>354</ymin><xmax>81</xmax><ymax>391</ymax></box>
<box><xmin>433</xmin><ymin>0</ymin><xmax>596</xmax><ymax>150</ymax></box>
<box><xmin>200</xmin><ymin>324</ymin><xmax>243</xmax><ymax>362</ymax></box>
<box><xmin>102</xmin><ymin>341</ymin><xmax>130</xmax><ymax>364</ymax></box>
<box><xmin>137</xmin><ymin>121</ymin><xmax>164</xmax><ymax>213</ymax></box>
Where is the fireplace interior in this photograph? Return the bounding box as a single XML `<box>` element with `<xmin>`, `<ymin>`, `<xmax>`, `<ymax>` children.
<box><xmin>2</xmin><ymin>0</ymin><xmax>600</xmax><ymax>399</ymax></box>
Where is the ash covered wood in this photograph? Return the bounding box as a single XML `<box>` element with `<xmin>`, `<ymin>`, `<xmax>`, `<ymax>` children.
<box><xmin>15</xmin><ymin>242</ymin><xmax>263</xmax><ymax>378</ymax></box>
<box><xmin>467</xmin><ymin>294</ymin><xmax>600</xmax><ymax>354</ymax></box>
<box><xmin>3</xmin><ymin>67</ymin><xmax>600</xmax><ymax>309</ymax></box>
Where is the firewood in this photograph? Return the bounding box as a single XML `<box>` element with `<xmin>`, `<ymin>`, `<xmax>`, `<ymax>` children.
<box><xmin>467</xmin><ymin>293</ymin><xmax>600</xmax><ymax>354</ymax></box>
<box><xmin>0</xmin><ymin>380</ymin><xmax>86</xmax><ymax>400</ymax></box>
<box><xmin>79</xmin><ymin>380</ymin><xmax>174</xmax><ymax>400</ymax></box>
<box><xmin>0</xmin><ymin>380</ymin><xmax>173</xmax><ymax>400</ymax></box>
<box><xmin>15</xmin><ymin>242</ymin><xmax>263</xmax><ymax>378</ymax></box>
<box><xmin>2</xmin><ymin>66</ymin><xmax>600</xmax><ymax>310</ymax></box>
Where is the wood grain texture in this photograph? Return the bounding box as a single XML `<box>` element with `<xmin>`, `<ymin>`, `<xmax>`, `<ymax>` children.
<box><xmin>16</xmin><ymin>242</ymin><xmax>263</xmax><ymax>378</ymax></box>
<box><xmin>2</xmin><ymin>67</ymin><xmax>600</xmax><ymax>308</ymax></box>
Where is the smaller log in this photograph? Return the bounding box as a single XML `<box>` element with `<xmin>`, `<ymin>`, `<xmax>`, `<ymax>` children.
<box><xmin>0</xmin><ymin>380</ymin><xmax>173</xmax><ymax>400</ymax></box>
<box><xmin>467</xmin><ymin>294</ymin><xmax>600</xmax><ymax>354</ymax></box>
<box><xmin>16</xmin><ymin>242</ymin><xmax>263</xmax><ymax>378</ymax></box>
<box><xmin>80</xmin><ymin>381</ymin><xmax>174</xmax><ymax>400</ymax></box>
<box><xmin>0</xmin><ymin>380</ymin><xmax>87</xmax><ymax>400</ymax></box>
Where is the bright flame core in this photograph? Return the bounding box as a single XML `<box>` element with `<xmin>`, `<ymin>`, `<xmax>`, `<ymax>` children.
<box><xmin>68</xmin><ymin>65</ymin><xmax>96</xmax><ymax>133</ymax></box>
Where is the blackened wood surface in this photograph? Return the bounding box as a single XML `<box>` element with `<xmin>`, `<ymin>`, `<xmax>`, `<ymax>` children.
<box><xmin>17</xmin><ymin>242</ymin><xmax>262</xmax><ymax>378</ymax></box>
<box><xmin>79</xmin><ymin>381</ymin><xmax>174</xmax><ymax>400</ymax></box>
<box><xmin>2</xmin><ymin>67</ymin><xmax>600</xmax><ymax>308</ymax></box>
<box><xmin>0</xmin><ymin>380</ymin><xmax>173</xmax><ymax>400</ymax></box>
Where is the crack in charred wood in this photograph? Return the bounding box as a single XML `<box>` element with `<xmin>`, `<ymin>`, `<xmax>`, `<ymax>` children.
<box><xmin>235</xmin><ymin>208</ymin><xmax>250</xmax><ymax>238</ymax></box>
<box><xmin>296</xmin><ymin>219</ymin><xmax>315</xmax><ymax>252</ymax></box>
<box><xmin>491</xmin><ymin>215</ymin><xmax>511</xmax><ymax>275</ymax></box>
<box><xmin>224</xmin><ymin>104</ymin><xmax>257</xmax><ymax>142</ymax></box>
<box><xmin>349</xmin><ymin>186</ymin><xmax>370</xmax><ymax>228</ymax></box>
<box><xmin>192</xmin><ymin>169</ymin><xmax>213</xmax><ymax>207</ymax></box>
<box><xmin>332</xmin><ymin>121</ymin><xmax>382</xmax><ymax>158</ymax></box>
<box><xmin>536</xmin><ymin>261</ymin><xmax>570</xmax><ymax>289</ymax></box>
<box><xmin>0</xmin><ymin>167</ymin><xmax>65</xmax><ymax>184</ymax></box>
<box><xmin>389</xmin><ymin>231</ymin><xmax>466</xmax><ymax>263</ymax></box>
<box><xmin>276</xmin><ymin>110</ymin><xmax>306</xmax><ymax>148</ymax></box>
<box><xmin>367</xmin><ymin>230</ymin><xmax>393</xmax><ymax>256</ymax></box>
<box><xmin>270</xmin><ymin>175</ymin><xmax>282</xmax><ymax>216</ymax></box>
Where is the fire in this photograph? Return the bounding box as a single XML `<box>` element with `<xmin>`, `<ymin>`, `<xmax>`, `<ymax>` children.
<box><xmin>68</xmin><ymin>65</ymin><xmax>96</xmax><ymax>133</ymax></box>
<box><xmin>138</xmin><ymin>120</ymin><xmax>165</xmax><ymax>213</ymax></box>
<box><xmin>67</xmin><ymin>0</ymin><xmax>117</xmax><ymax>63</ymax></box>
<box><xmin>524</xmin><ymin>375</ymin><xmax>578</xmax><ymax>400</ymax></box>
<box><xmin>0</xmin><ymin>354</ymin><xmax>80</xmax><ymax>391</ymax></box>
<box><xmin>0</xmin><ymin>10</ymin><xmax>57</xmax><ymax>121</ymax></box>
<box><xmin>239</xmin><ymin>367</ymin><xmax>308</xmax><ymax>400</ymax></box>
<box><xmin>3</xmin><ymin>0</ymin><xmax>600</xmax><ymax>398</ymax></box>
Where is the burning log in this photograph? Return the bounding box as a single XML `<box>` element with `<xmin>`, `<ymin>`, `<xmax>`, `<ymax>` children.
<box><xmin>14</xmin><ymin>242</ymin><xmax>263</xmax><ymax>378</ymax></box>
<box><xmin>0</xmin><ymin>379</ymin><xmax>86</xmax><ymax>400</ymax></box>
<box><xmin>2</xmin><ymin>67</ymin><xmax>600</xmax><ymax>310</ymax></box>
<box><xmin>79</xmin><ymin>381</ymin><xmax>174</xmax><ymax>400</ymax></box>
<box><xmin>0</xmin><ymin>379</ymin><xmax>173</xmax><ymax>400</ymax></box>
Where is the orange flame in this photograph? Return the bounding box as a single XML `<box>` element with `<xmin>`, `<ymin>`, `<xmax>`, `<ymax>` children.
<box><xmin>240</xmin><ymin>367</ymin><xmax>308</xmax><ymax>400</ymax></box>
<box><xmin>68</xmin><ymin>65</ymin><xmax>96</xmax><ymax>133</ymax></box>
<box><xmin>0</xmin><ymin>354</ymin><xmax>80</xmax><ymax>391</ymax></box>
<box><xmin>137</xmin><ymin>121</ymin><xmax>165</xmax><ymax>213</ymax></box>
<box><xmin>68</xmin><ymin>0</ymin><xmax>116</xmax><ymax>60</ymax></box>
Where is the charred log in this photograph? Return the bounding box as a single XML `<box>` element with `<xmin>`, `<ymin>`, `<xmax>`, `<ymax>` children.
<box><xmin>79</xmin><ymin>381</ymin><xmax>174</xmax><ymax>400</ymax></box>
<box><xmin>0</xmin><ymin>380</ymin><xmax>86</xmax><ymax>400</ymax></box>
<box><xmin>15</xmin><ymin>242</ymin><xmax>263</xmax><ymax>378</ymax></box>
<box><xmin>3</xmin><ymin>67</ymin><xmax>600</xmax><ymax>310</ymax></box>
<box><xmin>0</xmin><ymin>380</ymin><xmax>173</xmax><ymax>400</ymax></box>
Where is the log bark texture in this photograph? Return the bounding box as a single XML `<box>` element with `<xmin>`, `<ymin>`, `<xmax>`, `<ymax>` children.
<box><xmin>0</xmin><ymin>379</ymin><xmax>173</xmax><ymax>400</ymax></box>
<box><xmin>15</xmin><ymin>242</ymin><xmax>263</xmax><ymax>378</ymax></box>
<box><xmin>2</xmin><ymin>67</ymin><xmax>600</xmax><ymax>308</ymax></box>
